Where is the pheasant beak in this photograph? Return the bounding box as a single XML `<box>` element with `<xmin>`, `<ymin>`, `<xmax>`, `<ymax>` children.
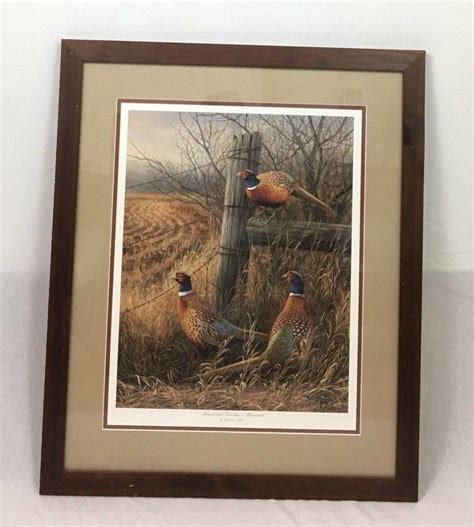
<box><xmin>282</xmin><ymin>272</ymin><xmax>290</xmax><ymax>282</ymax></box>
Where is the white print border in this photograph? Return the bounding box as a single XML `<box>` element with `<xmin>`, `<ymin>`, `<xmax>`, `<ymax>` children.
<box><xmin>104</xmin><ymin>101</ymin><xmax>364</xmax><ymax>434</ymax></box>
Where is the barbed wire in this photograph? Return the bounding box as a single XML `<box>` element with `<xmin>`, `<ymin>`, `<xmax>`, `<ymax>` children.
<box><xmin>120</xmin><ymin>245</ymin><xmax>219</xmax><ymax>316</ymax></box>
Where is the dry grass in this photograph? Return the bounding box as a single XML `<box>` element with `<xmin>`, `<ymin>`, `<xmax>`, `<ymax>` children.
<box><xmin>117</xmin><ymin>192</ymin><xmax>351</xmax><ymax>413</ymax></box>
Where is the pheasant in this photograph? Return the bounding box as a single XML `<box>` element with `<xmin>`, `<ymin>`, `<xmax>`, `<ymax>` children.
<box><xmin>174</xmin><ymin>272</ymin><xmax>267</xmax><ymax>349</ymax></box>
<box><xmin>263</xmin><ymin>270</ymin><xmax>313</xmax><ymax>364</ymax></box>
<box><xmin>237</xmin><ymin>169</ymin><xmax>336</xmax><ymax>217</ymax></box>
<box><xmin>190</xmin><ymin>271</ymin><xmax>313</xmax><ymax>379</ymax></box>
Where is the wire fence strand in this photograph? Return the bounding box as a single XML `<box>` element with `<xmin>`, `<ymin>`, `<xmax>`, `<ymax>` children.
<box><xmin>120</xmin><ymin>245</ymin><xmax>219</xmax><ymax>316</ymax></box>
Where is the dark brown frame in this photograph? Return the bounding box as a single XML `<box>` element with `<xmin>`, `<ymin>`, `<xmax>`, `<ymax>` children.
<box><xmin>40</xmin><ymin>40</ymin><xmax>424</xmax><ymax>501</ymax></box>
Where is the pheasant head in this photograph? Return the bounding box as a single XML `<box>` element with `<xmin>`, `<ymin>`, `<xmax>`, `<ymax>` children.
<box><xmin>283</xmin><ymin>270</ymin><xmax>305</xmax><ymax>296</ymax></box>
<box><xmin>236</xmin><ymin>168</ymin><xmax>259</xmax><ymax>189</ymax></box>
<box><xmin>174</xmin><ymin>271</ymin><xmax>193</xmax><ymax>297</ymax></box>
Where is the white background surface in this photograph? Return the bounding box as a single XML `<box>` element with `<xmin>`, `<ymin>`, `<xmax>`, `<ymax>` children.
<box><xmin>1</xmin><ymin>1</ymin><xmax>472</xmax><ymax>526</ymax></box>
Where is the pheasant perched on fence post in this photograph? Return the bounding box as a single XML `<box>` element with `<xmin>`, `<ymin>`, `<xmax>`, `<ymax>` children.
<box><xmin>237</xmin><ymin>168</ymin><xmax>336</xmax><ymax>218</ymax></box>
<box><xmin>188</xmin><ymin>271</ymin><xmax>313</xmax><ymax>380</ymax></box>
<box><xmin>174</xmin><ymin>272</ymin><xmax>267</xmax><ymax>350</ymax></box>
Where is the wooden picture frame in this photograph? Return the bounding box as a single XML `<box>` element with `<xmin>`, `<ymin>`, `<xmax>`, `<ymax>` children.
<box><xmin>40</xmin><ymin>40</ymin><xmax>424</xmax><ymax>501</ymax></box>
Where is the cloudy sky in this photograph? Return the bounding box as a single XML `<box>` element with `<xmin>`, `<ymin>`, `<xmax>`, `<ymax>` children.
<box><xmin>127</xmin><ymin>110</ymin><xmax>183</xmax><ymax>164</ymax></box>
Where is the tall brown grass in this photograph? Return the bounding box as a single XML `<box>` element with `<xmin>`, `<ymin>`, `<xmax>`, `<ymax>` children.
<box><xmin>117</xmin><ymin>193</ymin><xmax>350</xmax><ymax>413</ymax></box>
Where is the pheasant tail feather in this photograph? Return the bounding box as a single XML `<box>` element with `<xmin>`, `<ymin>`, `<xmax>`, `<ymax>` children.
<box><xmin>212</xmin><ymin>319</ymin><xmax>268</xmax><ymax>343</ymax></box>
<box><xmin>292</xmin><ymin>185</ymin><xmax>336</xmax><ymax>216</ymax></box>
<box><xmin>238</xmin><ymin>328</ymin><xmax>269</xmax><ymax>341</ymax></box>
<box><xmin>187</xmin><ymin>356</ymin><xmax>263</xmax><ymax>383</ymax></box>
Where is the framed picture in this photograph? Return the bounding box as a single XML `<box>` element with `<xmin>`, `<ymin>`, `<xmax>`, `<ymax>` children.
<box><xmin>40</xmin><ymin>40</ymin><xmax>424</xmax><ymax>501</ymax></box>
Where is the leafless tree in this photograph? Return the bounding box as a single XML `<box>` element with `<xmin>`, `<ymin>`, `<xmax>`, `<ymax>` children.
<box><xmin>127</xmin><ymin>112</ymin><xmax>354</xmax><ymax>229</ymax></box>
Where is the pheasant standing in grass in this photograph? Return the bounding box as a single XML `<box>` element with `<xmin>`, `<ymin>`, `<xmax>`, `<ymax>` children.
<box><xmin>263</xmin><ymin>270</ymin><xmax>313</xmax><ymax>365</ymax></box>
<box><xmin>191</xmin><ymin>271</ymin><xmax>313</xmax><ymax>379</ymax></box>
<box><xmin>174</xmin><ymin>272</ymin><xmax>267</xmax><ymax>350</ymax></box>
<box><xmin>237</xmin><ymin>169</ymin><xmax>336</xmax><ymax>217</ymax></box>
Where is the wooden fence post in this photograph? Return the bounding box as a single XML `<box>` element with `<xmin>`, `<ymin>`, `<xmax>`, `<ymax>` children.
<box><xmin>214</xmin><ymin>132</ymin><xmax>261</xmax><ymax>315</ymax></box>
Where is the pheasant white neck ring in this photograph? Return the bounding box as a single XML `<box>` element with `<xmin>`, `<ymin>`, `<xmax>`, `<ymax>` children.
<box><xmin>243</xmin><ymin>174</ymin><xmax>260</xmax><ymax>190</ymax></box>
<box><xmin>178</xmin><ymin>290</ymin><xmax>193</xmax><ymax>297</ymax></box>
<box><xmin>289</xmin><ymin>292</ymin><xmax>305</xmax><ymax>297</ymax></box>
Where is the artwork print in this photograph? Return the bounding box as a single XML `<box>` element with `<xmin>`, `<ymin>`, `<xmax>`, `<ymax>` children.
<box><xmin>104</xmin><ymin>101</ymin><xmax>365</xmax><ymax>433</ymax></box>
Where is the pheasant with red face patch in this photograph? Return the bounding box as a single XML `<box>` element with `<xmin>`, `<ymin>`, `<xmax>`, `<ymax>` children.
<box><xmin>263</xmin><ymin>270</ymin><xmax>313</xmax><ymax>365</ymax></box>
<box><xmin>237</xmin><ymin>169</ymin><xmax>336</xmax><ymax>217</ymax></box>
<box><xmin>188</xmin><ymin>271</ymin><xmax>314</xmax><ymax>379</ymax></box>
<box><xmin>174</xmin><ymin>272</ymin><xmax>267</xmax><ymax>350</ymax></box>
